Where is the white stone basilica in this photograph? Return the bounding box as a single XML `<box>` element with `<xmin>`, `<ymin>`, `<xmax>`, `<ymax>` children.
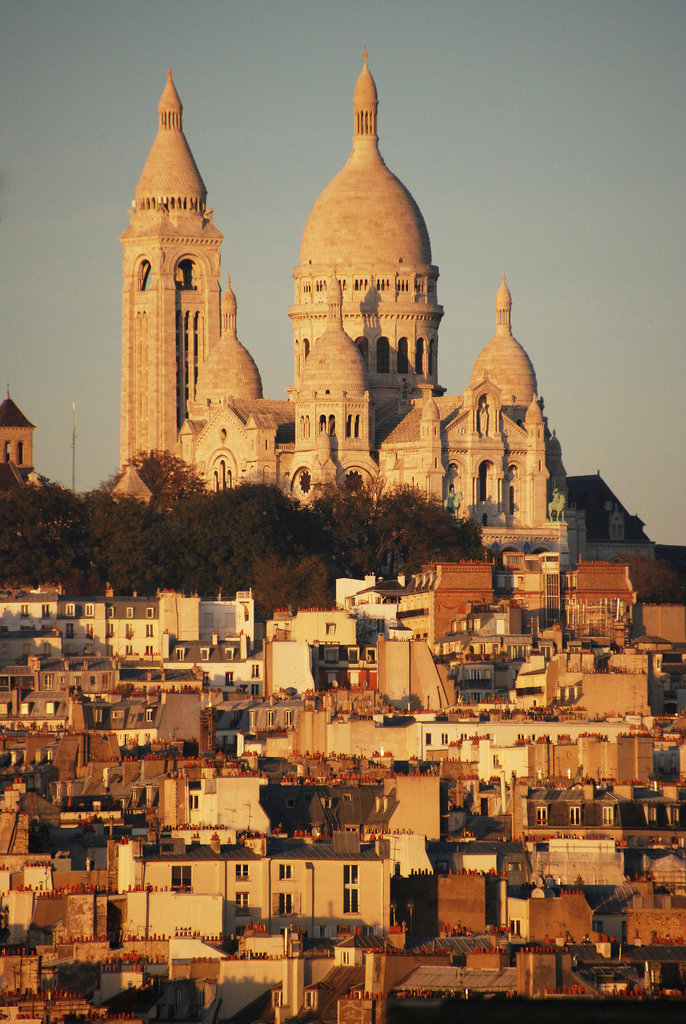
<box><xmin>120</xmin><ymin>57</ymin><xmax>582</xmax><ymax>562</ymax></box>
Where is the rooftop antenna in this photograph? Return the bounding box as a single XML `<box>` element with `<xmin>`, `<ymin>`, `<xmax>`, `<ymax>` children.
<box><xmin>71</xmin><ymin>402</ymin><xmax>77</xmax><ymax>492</ymax></box>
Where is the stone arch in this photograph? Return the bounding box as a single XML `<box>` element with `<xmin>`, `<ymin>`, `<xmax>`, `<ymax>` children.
<box><xmin>414</xmin><ymin>337</ymin><xmax>424</xmax><ymax>375</ymax></box>
<box><xmin>291</xmin><ymin>467</ymin><xmax>312</xmax><ymax>499</ymax></box>
<box><xmin>137</xmin><ymin>259</ymin><xmax>152</xmax><ymax>291</ymax></box>
<box><xmin>478</xmin><ymin>459</ymin><xmax>495</xmax><ymax>503</ymax></box>
<box><xmin>209</xmin><ymin>450</ymin><xmax>237</xmax><ymax>492</ymax></box>
<box><xmin>397</xmin><ymin>337</ymin><xmax>409</xmax><ymax>374</ymax></box>
<box><xmin>376</xmin><ymin>336</ymin><xmax>390</xmax><ymax>373</ymax></box>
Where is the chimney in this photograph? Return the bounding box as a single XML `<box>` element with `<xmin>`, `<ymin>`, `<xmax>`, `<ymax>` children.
<box><xmin>210</xmin><ymin>833</ymin><xmax>221</xmax><ymax>854</ymax></box>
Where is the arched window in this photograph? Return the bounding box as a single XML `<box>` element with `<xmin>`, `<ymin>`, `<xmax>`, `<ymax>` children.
<box><xmin>303</xmin><ymin>338</ymin><xmax>310</xmax><ymax>361</ymax></box>
<box><xmin>428</xmin><ymin>339</ymin><xmax>436</xmax><ymax>376</ymax></box>
<box><xmin>377</xmin><ymin>337</ymin><xmax>390</xmax><ymax>373</ymax></box>
<box><xmin>4</xmin><ymin>441</ymin><xmax>10</xmax><ymax>463</ymax></box>
<box><xmin>397</xmin><ymin>337</ymin><xmax>408</xmax><ymax>374</ymax></box>
<box><xmin>17</xmin><ymin>442</ymin><xmax>24</xmax><ymax>465</ymax></box>
<box><xmin>319</xmin><ymin>415</ymin><xmax>327</xmax><ymax>433</ymax></box>
<box><xmin>356</xmin><ymin>337</ymin><xmax>369</xmax><ymax>366</ymax></box>
<box><xmin>415</xmin><ymin>337</ymin><xmax>424</xmax><ymax>375</ymax></box>
<box><xmin>138</xmin><ymin>260</ymin><xmax>151</xmax><ymax>291</ymax></box>
<box><xmin>328</xmin><ymin>415</ymin><xmax>336</xmax><ymax>436</ymax></box>
<box><xmin>299</xmin><ymin>416</ymin><xmax>304</xmax><ymax>438</ymax></box>
<box><xmin>354</xmin><ymin>415</ymin><xmax>360</xmax><ymax>438</ymax></box>
<box><xmin>478</xmin><ymin>461</ymin><xmax>491</xmax><ymax>503</ymax></box>
<box><xmin>345</xmin><ymin>471</ymin><xmax>364</xmax><ymax>492</ymax></box>
<box><xmin>175</xmin><ymin>259</ymin><xmax>195</xmax><ymax>290</ymax></box>
<box><xmin>305</xmin><ymin>416</ymin><xmax>310</xmax><ymax>438</ymax></box>
<box><xmin>213</xmin><ymin>470</ymin><xmax>219</xmax><ymax>492</ymax></box>
<box><xmin>346</xmin><ymin>415</ymin><xmax>352</xmax><ymax>438</ymax></box>
<box><xmin>509</xmin><ymin>485</ymin><xmax>515</xmax><ymax>516</ymax></box>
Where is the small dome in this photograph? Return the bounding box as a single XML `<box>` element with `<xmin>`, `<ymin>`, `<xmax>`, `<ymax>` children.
<box><xmin>301</xmin><ymin>280</ymin><xmax>368</xmax><ymax>395</ymax></box>
<box><xmin>421</xmin><ymin>396</ymin><xmax>440</xmax><ymax>421</ymax></box>
<box><xmin>195</xmin><ymin>282</ymin><xmax>262</xmax><ymax>404</ymax></box>
<box><xmin>470</xmin><ymin>276</ymin><xmax>537</xmax><ymax>407</ymax></box>
<box><xmin>135</xmin><ymin>71</ymin><xmax>207</xmax><ymax>209</ymax></box>
<box><xmin>525</xmin><ymin>394</ymin><xmax>543</xmax><ymax>425</ymax></box>
<box><xmin>299</xmin><ymin>55</ymin><xmax>431</xmax><ymax>267</ymax></box>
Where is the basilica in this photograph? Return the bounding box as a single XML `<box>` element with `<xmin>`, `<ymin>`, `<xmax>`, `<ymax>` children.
<box><xmin>120</xmin><ymin>57</ymin><xmax>585</xmax><ymax>563</ymax></box>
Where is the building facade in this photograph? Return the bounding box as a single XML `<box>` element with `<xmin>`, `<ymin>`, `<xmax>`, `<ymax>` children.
<box><xmin>121</xmin><ymin>58</ymin><xmax>582</xmax><ymax>561</ymax></box>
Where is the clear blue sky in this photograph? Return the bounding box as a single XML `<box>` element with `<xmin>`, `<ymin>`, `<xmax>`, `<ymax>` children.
<box><xmin>1</xmin><ymin>0</ymin><xmax>684</xmax><ymax>544</ymax></box>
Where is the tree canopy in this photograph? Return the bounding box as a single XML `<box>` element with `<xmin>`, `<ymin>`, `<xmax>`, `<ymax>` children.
<box><xmin>0</xmin><ymin>475</ymin><xmax>484</xmax><ymax>614</ymax></box>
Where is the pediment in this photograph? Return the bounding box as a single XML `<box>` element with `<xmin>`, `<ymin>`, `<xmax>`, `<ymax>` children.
<box><xmin>501</xmin><ymin>412</ymin><xmax>529</xmax><ymax>439</ymax></box>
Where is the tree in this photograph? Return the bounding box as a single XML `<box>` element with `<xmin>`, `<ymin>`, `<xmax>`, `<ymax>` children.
<box><xmin>627</xmin><ymin>553</ymin><xmax>686</xmax><ymax>605</ymax></box>
<box><xmin>0</xmin><ymin>484</ymin><xmax>89</xmax><ymax>588</ymax></box>
<box><xmin>312</xmin><ymin>480</ymin><xmax>483</xmax><ymax>578</ymax></box>
<box><xmin>104</xmin><ymin>450</ymin><xmax>206</xmax><ymax>509</ymax></box>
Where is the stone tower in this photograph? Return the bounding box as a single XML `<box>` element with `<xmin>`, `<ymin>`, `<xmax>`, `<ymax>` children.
<box><xmin>289</xmin><ymin>52</ymin><xmax>444</xmax><ymax>419</ymax></box>
<box><xmin>120</xmin><ymin>71</ymin><xmax>223</xmax><ymax>463</ymax></box>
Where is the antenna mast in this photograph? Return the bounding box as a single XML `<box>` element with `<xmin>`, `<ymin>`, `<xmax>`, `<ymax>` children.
<box><xmin>71</xmin><ymin>402</ymin><xmax>77</xmax><ymax>492</ymax></box>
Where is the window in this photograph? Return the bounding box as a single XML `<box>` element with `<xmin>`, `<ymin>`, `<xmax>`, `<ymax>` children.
<box><xmin>570</xmin><ymin>806</ymin><xmax>581</xmax><ymax>825</ymax></box>
<box><xmin>146</xmin><ymin>708</ymin><xmax>153</xmax><ymax>722</ymax></box>
<box><xmin>44</xmin><ymin>674</ymin><xmax>53</xmax><ymax>690</ymax></box>
<box><xmin>85</xmin><ymin>604</ymin><xmax>94</xmax><ymax>617</ymax></box>
<box><xmin>425</xmin><ymin>732</ymin><xmax>432</xmax><ymax>746</ymax></box>
<box><xmin>251</xmin><ymin>663</ymin><xmax>260</xmax><ymax>678</ymax></box>
<box><xmin>536</xmin><ymin>806</ymin><xmax>548</xmax><ymax>825</ymax></box>
<box><xmin>126</xmin><ymin>624</ymin><xmax>134</xmax><ymax>639</ymax></box>
<box><xmin>126</xmin><ymin>607</ymin><xmax>134</xmax><ymax>619</ymax></box>
<box><xmin>277</xmin><ymin>892</ymin><xmax>294</xmax><ymax>915</ymax></box>
<box><xmin>235</xmin><ymin>892</ymin><xmax>249</xmax><ymax>915</ymax></box>
<box><xmin>235</xmin><ymin>863</ymin><xmax>249</xmax><ymax>879</ymax></box>
<box><xmin>510</xmin><ymin>919</ymin><xmax>522</xmax><ymax>936</ymax></box>
<box><xmin>397</xmin><ymin>337</ymin><xmax>408</xmax><ymax>374</ymax></box>
<box><xmin>125</xmin><ymin>644</ymin><xmax>133</xmax><ymax>655</ymax></box>
<box><xmin>66</xmin><ymin>603</ymin><xmax>75</xmax><ymax>617</ymax></box>
<box><xmin>602</xmin><ymin>805</ymin><xmax>615</xmax><ymax>826</ymax></box>
<box><xmin>41</xmin><ymin>604</ymin><xmax>50</xmax><ymax>619</ymax></box>
<box><xmin>225</xmin><ymin>671</ymin><xmax>234</xmax><ymax>684</ymax></box>
<box><xmin>176</xmin><ymin>648</ymin><xmax>186</xmax><ymax>661</ymax></box>
<box><xmin>171</xmin><ymin>865</ymin><xmax>192</xmax><ymax>890</ymax></box>
<box><xmin>304</xmin><ymin>990</ymin><xmax>318</xmax><ymax>1009</ymax></box>
<box><xmin>189</xmin><ymin>794</ymin><xmax>199</xmax><ymax>810</ymax></box>
<box><xmin>20</xmin><ymin>604</ymin><xmax>30</xmax><ymax>618</ymax></box>
<box><xmin>344</xmin><ymin>864</ymin><xmax>359</xmax><ymax>914</ymax></box>
<box><xmin>267</xmin><ymin>710</ymin><xmax>275</xmax><ymax>728</ymax></box>
<box><xmin>201</xmin><ymin>648</ymin><xmax>210</xmax><ymax>661</ymax></box>
<box><xmin>326</xmin><ymin>623</ymin><xmax>336</xmax><ymax>636</ymax></box>
<box><xmin>146</xmin><ymin>607</ymin><xmax>154</xmax><ymax>619</ymax></box>
<box><xmin>66</xmin><ymin>623</ymin><xmax>74</xmax><ymax>639</ymax></box>
<box><xmin>86</xmin><ymin>625</ymin><xmax>94</xmax><ymax>639</ymax></box>
<box><xmin>107</xmin><ymin>606</ymin><xmax>114</xmax><ymax>618</ymax></box>
<box><xmin>146</xmin><ymin>624</ymin><xmax>154</xmax><ymax>637</ymax></box>
<box><xmin>279</xmin><ymin>863</ymin><xmax>292</xmax><ymax>880</ymax></box>
<box><xmin>441</xmin><ymin>732</ymin><xmax>448</xmax><ymax>745</ymax></box>
<box><xmin>285</xmin><ymin>710</ymin><xmax>293</xmax><ymax>727</ymax></box>
<box><xmin>107</xmin><ymin>623</ymin><xmax>114</xmax><ymax>638</ymax></box>
<box><xmin>377</xmin><ymin>336</ymin><xmax>389</xmax><ymax>373</ymax></box>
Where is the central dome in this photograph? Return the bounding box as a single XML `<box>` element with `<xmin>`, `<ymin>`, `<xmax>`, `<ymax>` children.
<box><xmin>299</xmin><ymin>55</ymin><xmax>431</xmax><ymax>267</ymax></box>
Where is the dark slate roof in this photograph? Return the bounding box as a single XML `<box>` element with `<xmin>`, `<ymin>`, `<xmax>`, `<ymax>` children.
<box><xmin>0</xmin><ymin>396</ymin><xmax>34</xmax><ymax>428</ymax></box>
<box><xmin>566</xmin><ymin>473</ymin><xmax>650</xmax><ymax>542</ymax></box>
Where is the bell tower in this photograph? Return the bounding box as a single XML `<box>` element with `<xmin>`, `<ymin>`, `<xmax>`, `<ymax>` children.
<box><xmin>120</xmin><ymin>71</ymin><xmax>222</xmax><ymax>463</ymax></box>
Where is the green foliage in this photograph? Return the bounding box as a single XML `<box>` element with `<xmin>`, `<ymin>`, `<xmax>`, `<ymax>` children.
<box><xmin>0</xmin><ymin>484</ymin><xmax>89</xmax><ymax>588</ymax></box>
<box><xmin>106</xmin><ymin>449</ymin><xmax>206</xmax><ymax>509</ymax></box>
<box><xmin>0</xmin><ymin>475</ymin><xmax>485</xmax><ymax>613</ymax></box>
<box><xmin>312</xmin><ymin>479</ymin><xmax>483</xmax><ymax>577</ymax></box>
<box><xmin>627</xmin><ymin>553</ymin><xmax>686</xmax><ymax>605</ymax></box>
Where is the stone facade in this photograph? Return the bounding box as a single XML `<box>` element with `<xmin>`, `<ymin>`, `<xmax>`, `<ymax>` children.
<box><xmin>121</xmin><ymin>58</ymin><xmax>583</xmax><ymax>561</ymax></box>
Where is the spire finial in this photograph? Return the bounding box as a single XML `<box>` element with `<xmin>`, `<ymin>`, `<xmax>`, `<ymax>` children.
<box><xmin>362</xmin><ymin>48</ymin><xmax>369</xmax><ymax>66</ymax></box>
<box><xmin>167</xmin><ymin>69</ymin><xmax>173</xmax><ymax>81</ymax></box>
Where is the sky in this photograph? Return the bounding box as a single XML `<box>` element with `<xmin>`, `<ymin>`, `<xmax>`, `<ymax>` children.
<box><xmin>1</xmin><ymin>0</ymin><xmax>684</xmax><ymax>544</ymax></box>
